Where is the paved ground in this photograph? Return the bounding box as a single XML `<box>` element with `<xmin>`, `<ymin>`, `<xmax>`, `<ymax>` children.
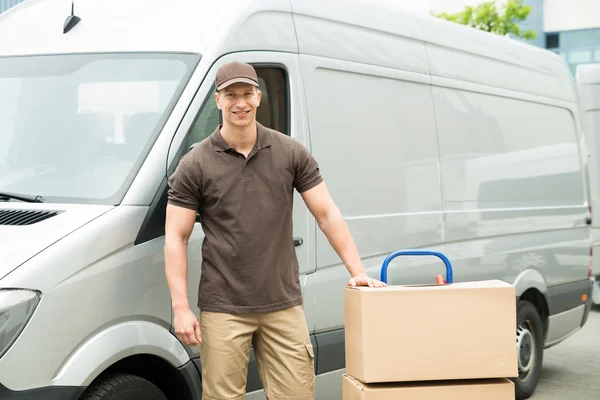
<box><xmin>531</xmin><ymin>306</ymin><xmax>600</xmax><ymax>399</ymax></box>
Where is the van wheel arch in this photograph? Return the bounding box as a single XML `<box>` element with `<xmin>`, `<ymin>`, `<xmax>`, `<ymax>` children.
<box><xmin>518</xmin><ymin>288</ymin><xmax>549</xmax><ymax>340</ymax></box>
<box><xmin>82</xmin><ymin>354</ymin><xmax>198</xmax><ymax>400</ymax></box>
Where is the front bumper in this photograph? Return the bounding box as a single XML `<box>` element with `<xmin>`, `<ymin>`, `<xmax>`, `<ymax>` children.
<box><xmin>0</xmin><ymin>383</ymin><xmax>84</xmax><ymax>400</ymax></box>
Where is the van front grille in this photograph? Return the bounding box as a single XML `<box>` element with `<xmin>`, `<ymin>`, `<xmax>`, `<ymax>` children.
<box><xmin>0</xmin><ymin>209</ymin><xmax>60</xmax><ymax>226</ymax></box>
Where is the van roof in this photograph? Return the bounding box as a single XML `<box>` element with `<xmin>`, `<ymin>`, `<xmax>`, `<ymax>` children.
<box><xmin>0</xmin><ymin>0</ymin><xmax>296</xmax><ymax>56</ymax></box>
<box><xmin>0</xmin><ymin>0</ymin><xmax>575</xmax><ymax>102</ymax></box>
<box><xmin>576</xmin><ymin>63</ymin><xmax>600</xmax><ymax>85</ymax></box>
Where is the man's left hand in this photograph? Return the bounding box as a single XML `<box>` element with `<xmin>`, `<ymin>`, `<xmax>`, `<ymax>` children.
<box><xmin>347</xmin><ymin>273</ymin><xmax>387</xmax><ymax>288</ymax></box>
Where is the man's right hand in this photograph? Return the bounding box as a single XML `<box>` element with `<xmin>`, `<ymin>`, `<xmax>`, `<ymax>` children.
<box><xmin>174</xmin><ymin>306</ymin><xmax>202</xmax><ymax>346</ymax></box>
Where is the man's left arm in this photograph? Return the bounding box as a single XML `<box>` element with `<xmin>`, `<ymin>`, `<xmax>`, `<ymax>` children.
<box><xmin>300</xmin><ymin>181</ymin><xmax>386</xmax><ymax>288</ymax></box>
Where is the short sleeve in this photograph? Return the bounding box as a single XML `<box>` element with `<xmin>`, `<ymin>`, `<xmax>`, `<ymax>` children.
<box><xmin>167</xmin><ymin>157</ymin><xmax>202</xmax><ymax>210</ymax></box>
<box><xmin>292</xmin><ymin>141</ymin><xmax>324</xmax><ymax>193</ymax></box>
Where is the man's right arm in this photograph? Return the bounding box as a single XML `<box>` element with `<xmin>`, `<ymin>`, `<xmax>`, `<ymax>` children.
<box><xmin>164</xmin><ymin>203</ymin><xmax>196</xmax><ymax>310</ymax></box>
<box><xmin>164</xmin><ymin>203</ymin><xmax>202</xmax><ymax>346</ymax></box>
<box><xmin>165</xmin><ymin>154</ymin><xmax>203</xmax><ymax>345</ymax></box>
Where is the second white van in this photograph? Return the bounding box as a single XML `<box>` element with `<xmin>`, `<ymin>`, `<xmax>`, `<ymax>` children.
<box><xmin>577</xmin><ymin>63</ymin><xmax>600</xmax><ymax>306</ymax></box>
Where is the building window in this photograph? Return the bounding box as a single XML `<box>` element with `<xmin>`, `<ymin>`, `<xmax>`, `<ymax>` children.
<box><xmin>546</xmin><ymin>33</ymin><xmax>559</xmax><ymax>49</ymax></box>
<box><xmin>569</xmin><ymin>50</ymin><xmax>592</xmax><ymax>64</ymax></box>
<box><xmin>561</xmin><ymin>30</ymin><xmax>592</xmax><ymax>48</ymax></box>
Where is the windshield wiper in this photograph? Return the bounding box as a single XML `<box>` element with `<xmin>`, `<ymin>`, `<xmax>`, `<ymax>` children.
<box><xmin>0</xmin><ymin>192</ymin><xmax>45</xmax><ymax>203</ymax></box>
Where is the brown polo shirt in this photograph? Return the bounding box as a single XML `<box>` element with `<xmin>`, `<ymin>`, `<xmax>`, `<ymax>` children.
<box><xmin>167</xmin><ymin>122</ymin><xmax>323</xmax><ymax>313</ymax></box>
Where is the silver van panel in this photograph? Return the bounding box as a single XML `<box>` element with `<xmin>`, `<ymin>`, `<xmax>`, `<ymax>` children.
<box><xmin>545</xmin><ymin>304</ymin><xmax>586</xmax><ymax>347</ymax></box>
<box><xmin>290</xmin><ymin>0</ymin><xmax>429</xmax><ymax>76</ymax></box>
<box><xmin>314</xmin><ymin>369</ymin><xmax>345</xmax><ymax>400</ymax></box>
<box><xmin>417</xmin><ymin>13</ymin><xmax>575</xmax><ymax>103</ymax></box>
<box><xmin>0</xmin><ymin>204</ymin><xmax>112</xmax><ymax>279</ymax></box>
<box><xmin>52</xmin><ymin>320</ymin><xmax>190</xmax><ymax>387</ymax></box>
<box><xmin>513</xmin><ymin>269</ymin><xmax>548</xmax><ymax>297</ymax></box>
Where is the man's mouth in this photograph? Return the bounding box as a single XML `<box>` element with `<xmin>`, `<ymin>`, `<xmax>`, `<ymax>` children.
<box><xmin>233</xmin><ymin>110</ymin><xmax>250</xmax><ymax>117</ymax></box>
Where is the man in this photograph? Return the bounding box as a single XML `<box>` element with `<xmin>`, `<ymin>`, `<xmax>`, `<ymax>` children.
<box><xmin>164</xmin><ymin>61</ymin><xmax>385</xmax><ymax>399</ymax></box>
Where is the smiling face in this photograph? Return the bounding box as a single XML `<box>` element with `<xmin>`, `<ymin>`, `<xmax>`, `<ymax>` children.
<box><xmin>215</xmin><ymin>82</ymin><xmax>262</xmax><ymax>129</ymax></box>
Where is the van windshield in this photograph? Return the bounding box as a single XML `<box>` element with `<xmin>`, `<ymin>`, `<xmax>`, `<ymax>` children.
<box><xmin>0</xmin><ymin>53</ymin><xmax>198</xmax><ymax>204</ymax></box>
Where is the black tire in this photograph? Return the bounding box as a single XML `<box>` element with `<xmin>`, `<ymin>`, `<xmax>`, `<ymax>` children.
<box><xmin>512</xmin><ymin>301</ymin><xmax>544</xmax><ymax>400</ymax></box>
<box><xmin>80</xmin><ymin>373</ymin><xmax>167</xmax><ymax>400</ymax></box>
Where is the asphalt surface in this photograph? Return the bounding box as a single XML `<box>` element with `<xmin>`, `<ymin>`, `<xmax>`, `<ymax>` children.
<box><xmin>531</xmin><ymin>306</ymin><xmax>600</xmax><ymax>399</ymax></box>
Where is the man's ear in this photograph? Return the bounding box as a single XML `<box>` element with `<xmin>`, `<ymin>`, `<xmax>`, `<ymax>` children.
<box><xmin>257</xmin><ymin>89</ymin><xmax>262</xmax><ymax>106</ymax></box>
<box><xmin>214</xmin><ymin>91</ymin><xmax>221</xmax><ymax>110</ymax></box>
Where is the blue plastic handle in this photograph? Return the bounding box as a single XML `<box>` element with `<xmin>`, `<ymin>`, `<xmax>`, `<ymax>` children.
<box><xmin>380</xmin><ymin>250</ymin><xmax>453</xmax><ymax>284</ymax></box>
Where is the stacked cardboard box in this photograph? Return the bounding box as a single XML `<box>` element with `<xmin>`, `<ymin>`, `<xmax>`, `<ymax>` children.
<box><xmin>343</xmin><ymin>280</ymin><xmax>518</xmax><ymax>399</ymax></box>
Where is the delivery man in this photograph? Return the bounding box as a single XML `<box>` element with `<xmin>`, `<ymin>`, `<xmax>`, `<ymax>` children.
<box><xmin>164</xmin><ymin>61</ymin><xmax>385</xmax><ymax>399</ymax></box>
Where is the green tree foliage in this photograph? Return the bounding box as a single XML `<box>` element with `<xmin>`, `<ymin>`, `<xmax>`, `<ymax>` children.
<box><xmin>432</xmin><ymin>0</ymin><xmax>538</xmax><ymax>41</ymax></box>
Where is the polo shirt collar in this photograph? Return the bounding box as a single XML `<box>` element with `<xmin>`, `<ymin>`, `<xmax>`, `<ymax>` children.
<box><xmin>210</xmin><ymin>122</ymin><xmax>272</xmax><ymax>152</ymax></box>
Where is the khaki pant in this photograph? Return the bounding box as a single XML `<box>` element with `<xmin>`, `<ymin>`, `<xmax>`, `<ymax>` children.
<box><xmin>199</xmin><ymin>305</ymin><xmax>315</xmax><ymax>400</ymax></box>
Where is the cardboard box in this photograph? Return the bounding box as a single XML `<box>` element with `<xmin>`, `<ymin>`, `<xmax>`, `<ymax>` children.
<box><xmin>344</xmin><ymin>280</ymin><xmax>517</xmax><ymax>383</ymax></box>
<box><xmin>342</xmin><ymin>374</ymin><xmax>515</xmax><ymax>399</ymax></box>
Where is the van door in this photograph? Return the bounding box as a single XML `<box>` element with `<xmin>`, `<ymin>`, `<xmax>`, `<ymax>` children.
<box><xmin>160</xmin><ymin>51</ymin><xmax>315</xmax><ymax>387</ymax></box>
<box><xmin>297</xmin><ymin>53</ymin><xmax>444</xmax><ymax>381</ymax></box>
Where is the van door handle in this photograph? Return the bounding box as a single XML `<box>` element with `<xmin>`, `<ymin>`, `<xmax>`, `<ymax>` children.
<box><xmin>293</xmin><ymin>237</ymin><xmax>303</xmax><ymax>247</ymax></box>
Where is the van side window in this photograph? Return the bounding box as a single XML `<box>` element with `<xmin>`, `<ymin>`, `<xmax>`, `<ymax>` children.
<box><xmin>255</xmin><ymin>67</ymin><xmax>288</xmax><ymax>135</ymax></box>
<box><xmin>186</xmin><ymin>66</ymin><xmax>288</xmax><ymax>150</ymax></box>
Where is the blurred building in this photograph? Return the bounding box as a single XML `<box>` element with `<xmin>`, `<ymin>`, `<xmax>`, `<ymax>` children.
<box><xmin>541</xmin><ymin>0</ymin><xmax>600</xmax><ymax>75</ymax></box>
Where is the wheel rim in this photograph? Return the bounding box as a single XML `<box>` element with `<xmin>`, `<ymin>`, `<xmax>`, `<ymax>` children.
<box><xmin>517</xmin><ymin>320</ymin><xmax>535</xmax><ymax>380</ymax></box>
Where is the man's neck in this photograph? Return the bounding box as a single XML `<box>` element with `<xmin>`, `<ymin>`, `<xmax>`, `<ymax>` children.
<box><xmin>220</xmin><ymin>122</ymin><xmax>257</xmax><ymax>156</ymax></box>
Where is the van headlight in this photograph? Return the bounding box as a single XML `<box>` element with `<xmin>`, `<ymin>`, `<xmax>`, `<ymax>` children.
<box><xmin>0</xmin><ymin>289</ymin><xmax>41</xmax><ymax>358</ymax></box>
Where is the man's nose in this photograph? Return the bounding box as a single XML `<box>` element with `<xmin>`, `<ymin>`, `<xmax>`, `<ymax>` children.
<box><xmin>235</xmin><ymin>97</ymin><xmax>247</xmax><ymax>108</ymax></box>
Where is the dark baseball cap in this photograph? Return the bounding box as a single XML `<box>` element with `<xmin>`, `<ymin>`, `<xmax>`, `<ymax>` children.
<box><xmin>215</xmin><ymin>62</ymin><xmax>259</xmax><ymax>91</ymax></box>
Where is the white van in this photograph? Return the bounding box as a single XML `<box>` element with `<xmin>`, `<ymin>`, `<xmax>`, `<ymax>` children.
<box><xmin>577</xmin><ymin>63</ymin><xmax>600</xmax><ymax>306</ymax></box>
<box><xmin>0</xmin><ymin>1</ymin><xmax>594</xmax><ymax>399</ymax></box>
